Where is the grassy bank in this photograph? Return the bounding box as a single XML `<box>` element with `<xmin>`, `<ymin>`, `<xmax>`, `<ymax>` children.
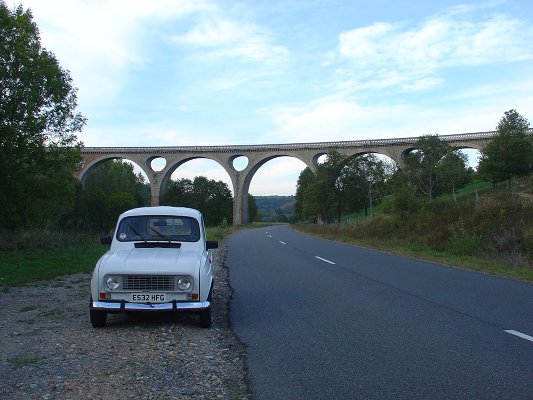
<box><xmin>295</xmin><ymin>179</ymin><xmax>533</xmax><ymax>283</ymax></box>
<box><xmin>0</xmin><ymin>229</ymin><xmax>113</xmax><ymax>287</ymax></box>
<box><xmin>0</xmin><ymin>243</ymin><xmax>106</xmax><ymax>287</ymax></box>
<box><xmin>0</xmin><ymin>223</ymin><xmax>265</xmax><ymax>288</ymax></box>
<box><xmin>206</xmin><ymin>221</ymin><xmax>277</xmax><ymax>243</ymax></box>
<box><xmin>295</xmin><ymin>224</ymin><xmax>533</xmax><ymax>282</ymax></box>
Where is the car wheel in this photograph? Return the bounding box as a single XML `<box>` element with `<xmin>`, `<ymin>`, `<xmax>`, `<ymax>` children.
<box><xmin>199</xmin><ymin>307</ymin><xmax>212</xmax><ymax>328</ymax></box>
<box><xmin>90</xmin><ymin>298</ymin><xmax>107</xmax><ymax>328</ymax></box>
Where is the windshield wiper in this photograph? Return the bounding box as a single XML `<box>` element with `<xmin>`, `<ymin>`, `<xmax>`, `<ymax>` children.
<box><xmin>149</xmin><ymin>226</ymin><xmax>172</xmax><ymax>242</ymax></box>
<box><xmin>128</xmin><ymin>224</ymin><xmax>147</xmax><ymax>242</ymax></box>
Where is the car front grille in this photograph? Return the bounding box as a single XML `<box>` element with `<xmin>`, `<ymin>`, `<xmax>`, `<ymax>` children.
<box><xmin>122</xmin><ymin>275</ymin><xmax>176</xmax><ymax>291</ymax></box>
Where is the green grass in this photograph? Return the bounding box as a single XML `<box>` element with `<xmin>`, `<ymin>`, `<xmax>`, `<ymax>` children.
<box><xmin>295</xmin><ymin>224</ymin><xmax>533</xmax><ymax>283</ymax></box>
<box><xmin>7</xmin><ymin>356</ymin><xmax>41</xmax><ymax>369</ymax></box>
<box><xmin>296</xmin><ymin>177</ymin><xmax>533</xmax><ymax>283</ymax></box>
<box><xmin>341</xmin><ymin>199</ymin><xmax>390</xmax><ymax>223</ymax></box>
<box><xmin>455</xmin><ymin>180</ymin><xmax>491</xmax><ymax>194</ymax></box>
<box><xmin>206</xmin><ymin>226</ymin><xmax>230</xmax><ymax>243</ymax></box>
<box><xmin>0</xmin><ymin>242</ymin><xmax>107</xmax><ymax>287</ymax></box>
<box><xmin>206</xmin><ymin>222</ymin><xmax>277</xmax><ymax>242</ymax></box>
<box><xmin>1</xmin><ymin>224</ymin><xmax>248</xmax><ymax>288</ymax></box>
<box><xmin>341</xmin><ymin>181</ymin><xmax>493</xmax><ymax>224</ymax></box>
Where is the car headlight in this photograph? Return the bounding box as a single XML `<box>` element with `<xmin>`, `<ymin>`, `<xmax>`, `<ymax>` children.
<box><xmin>106</xmin><ymin>276</ymin><xmax>120</xmax><ymax>290</ymax></box>
<box><xmin>177</xmin><ymin>276</ymin><xmax>192</xmax><ymax>291</ymax></box>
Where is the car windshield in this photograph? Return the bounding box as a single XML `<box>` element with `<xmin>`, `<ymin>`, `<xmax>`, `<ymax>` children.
<box><xmin>116</xmin><ymin>215</ymin><xmax>201</xmax><ymax>243</ymax></box>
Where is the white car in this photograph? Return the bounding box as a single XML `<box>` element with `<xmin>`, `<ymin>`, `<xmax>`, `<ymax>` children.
<box><xmin>90</xmin><ymin>206</ymin><xmax>218</xmax><ymax>328</ymax></box>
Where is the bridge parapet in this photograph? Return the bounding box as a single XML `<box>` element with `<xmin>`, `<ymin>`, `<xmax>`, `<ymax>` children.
<box><xmin>81</xmin><ymin>129</ymin><xmax>529</xmax><ymax>155</ymax></box>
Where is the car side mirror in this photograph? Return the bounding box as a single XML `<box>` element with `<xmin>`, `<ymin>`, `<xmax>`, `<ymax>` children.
<box><xmin>206</xmin><ymin>240</ymin><xmax>218</xmax><ymax>250</ymax></box>
<box><xmin>101</xmin><ymin>235</ymin><xmax>112</xmax><ymax>245</ymax></box>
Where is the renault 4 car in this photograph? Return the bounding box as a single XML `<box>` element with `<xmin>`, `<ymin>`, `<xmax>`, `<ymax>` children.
<box><xmin>90</xmin><ymin>206</ymin><xmax>218</xmax><ymax>328</ymax></box>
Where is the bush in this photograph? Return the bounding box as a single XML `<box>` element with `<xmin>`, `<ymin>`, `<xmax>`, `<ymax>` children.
<box><xmin>470</xmin><ymin>193</ymin><xmax>532</xmax><ymax>264</ymax></box>
<box><xmin>448</xmin><ymin>220</ymin><xmax>481</xmax><ymax>256</ymax></box>
<box><xmin>0</xmin><ymin>228</ymin><xmax>100</xmax><ymax>252</ymax></box>
<box><xmin>357</xmin><ymin>214</ymin><xmax>399</xmax><ymax>239</ymax></box>
<box><xmin>391</xmin><ymin>188</ymin><xmax>420</xmax><ymax>216</ymax></box>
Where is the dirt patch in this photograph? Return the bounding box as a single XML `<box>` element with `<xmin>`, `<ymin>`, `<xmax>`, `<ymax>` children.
<box><xmin>0</xmin><ymin>246</ymin><xmax>249</xmax><ymax>400</ymax></box>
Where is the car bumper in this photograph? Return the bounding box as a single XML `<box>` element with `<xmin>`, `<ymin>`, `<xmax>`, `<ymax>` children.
<box><xmin>91</xmin><ymin>300</ymin><xmax>210</xmax><ymax>312</ymax></box>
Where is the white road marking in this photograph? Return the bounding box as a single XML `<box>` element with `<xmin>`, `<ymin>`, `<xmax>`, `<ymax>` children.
<box><xmin>268</xmin><ymin>235</ymin><xmax>272</xmax><ymax>238</ymax></box>
<box><xmin>315</xmin><ymin>256</ymin><xmax>336</xmax><ymax>265</ymax></box>
<box><xmin>280</xmin><ymin>241</ymin><xmax>286</xmax><ymax>245</ymax></box>
<box><xmin>504</xmin><ymin>330</ymin><xmax>533</xmax><ymax>342</ymax></box>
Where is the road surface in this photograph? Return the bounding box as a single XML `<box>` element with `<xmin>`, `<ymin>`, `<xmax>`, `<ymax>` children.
<box><xmin>227</xmin><ymin>225</ymin><xmax>533</xmax><ymax>400</ymax></box>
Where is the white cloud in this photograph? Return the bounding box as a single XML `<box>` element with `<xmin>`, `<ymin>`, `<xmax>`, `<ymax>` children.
<box><xmin>79</xmin><ymin>121</ymin><xmax>237</xmax><ymax>148</ymax></box>
<box><xmin>330</xmin><ymin>9</ymin><xmax>533</xmax><ymax>92</ymax></box>
<box><xmin>264</xmin><ymin>98</ymin><xmax>423</xmax><ymax>143</ymax></box>
<box><xmin>263</xmin><ymin>90</ymin><xmax>533</xmax><ymax>145</ymax></box>
<box><xmin>20</xmin><ymin>0</ymin><xmax>211</xmax><ymax>103</ymax></box>
<box><xmin>172</xmin><ymin>18</ymin><xmax>244</xmax><ymax>47</ymax></box>
<box><xmin>172</xmin><ymin>16</ymin><xmax>289</xmax><ymax>66</ymax></box>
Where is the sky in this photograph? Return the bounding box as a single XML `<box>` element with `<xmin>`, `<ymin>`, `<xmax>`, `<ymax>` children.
<box><xmin>15</xmin><ymin>0</ymin><xmax>533</xmax><ymax>195</ymax></box>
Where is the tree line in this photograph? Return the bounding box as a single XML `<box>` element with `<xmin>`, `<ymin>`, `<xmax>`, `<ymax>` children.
<box><xmin>81</xmin><ymin>164</ymin><xmax>238</xmax><ymax>230</ymax></box>
<box><xmin>294</xmin><ymin>109</ymin><xmax>532</xmax><ymax>224</ymax></box>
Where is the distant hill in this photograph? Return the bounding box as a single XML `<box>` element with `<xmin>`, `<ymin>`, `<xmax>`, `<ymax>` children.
<box><xmin>253</xmin><ymin>195</ymin><xmax>295</xmax><ymax>215</ymax></box>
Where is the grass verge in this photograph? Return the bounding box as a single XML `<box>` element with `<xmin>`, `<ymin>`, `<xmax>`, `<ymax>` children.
<box><xmin>0</xmin><ymin>240</ymin><xmax>107</xmax><ymax>287</ymax></box>
<box><xmin>294</xmin><ymin>225</ymin><xmax>533</xmax><ymax>283</ymax></box>
<box><xmin>1</xmin><ymin>223</ymin><xmax>263</xmax><ymax>288</ymax></box>
<box><xmin>206</xmin><ymin>222</ymin><xmax>275</xmax><ymax>242</ymax></box>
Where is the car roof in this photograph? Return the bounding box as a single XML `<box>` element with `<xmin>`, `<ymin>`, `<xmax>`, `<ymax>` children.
<box><xmin>119</xmin><ymin>206</ymin><xmax>203</xmax><ymax>219</ymax></box>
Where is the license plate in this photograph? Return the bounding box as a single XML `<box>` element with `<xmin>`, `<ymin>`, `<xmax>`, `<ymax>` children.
<box><xmin>131</xmin><ymin>293</ymin><xmax>167</xmax><ymax>303</ymax></box>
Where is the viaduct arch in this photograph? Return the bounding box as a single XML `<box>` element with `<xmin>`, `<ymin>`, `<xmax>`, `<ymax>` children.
<box><xmin>76</xmin><ymin>130</ymin><xmax>529</xmax><ymax>225</ymax></box>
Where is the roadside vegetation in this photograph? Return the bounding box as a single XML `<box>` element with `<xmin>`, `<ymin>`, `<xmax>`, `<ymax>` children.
<box><xmin>294</xmin><ymin>110</ymin><xmax>533</xmax><ymax>281</ymax></box>
<box><xmin>0</xmin><ymin>223</ymin><xmax>263</xmax><ymax>288</ymax></box>
<box><xmin>296</xmin><ymin>178</ymin><xmax>533</xmax><ymax>281</ymax></box>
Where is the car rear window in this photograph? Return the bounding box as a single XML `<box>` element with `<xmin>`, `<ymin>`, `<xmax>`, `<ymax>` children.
<box><xmin>116</xmin><ymin>215</ymin><xmax>201</xmax><ymax>243</ymax></box>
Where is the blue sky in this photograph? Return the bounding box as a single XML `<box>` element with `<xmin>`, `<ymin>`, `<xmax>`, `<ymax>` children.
<box><xmin>19</xmin><ymin>0</ymin><xmax>533</xmax><ymax>195</ymax></box>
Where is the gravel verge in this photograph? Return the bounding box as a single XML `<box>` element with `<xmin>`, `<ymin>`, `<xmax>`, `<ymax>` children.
<box><xmin>0</xmin><ymin>246</ymin><xmax>250</xmax><ymax>400</ymax></box>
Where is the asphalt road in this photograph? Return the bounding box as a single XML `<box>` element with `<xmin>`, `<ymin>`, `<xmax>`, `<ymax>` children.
<box><xmin>227</xmin><ymin>225</ymin><xmax>533</xmax><ymax>400</ymax></box>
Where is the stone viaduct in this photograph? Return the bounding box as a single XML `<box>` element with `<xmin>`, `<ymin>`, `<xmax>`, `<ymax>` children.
<box><xmin>75</xmin><ymin>130</ymin><xmax>529</xmax><ymax>225</ymax></box>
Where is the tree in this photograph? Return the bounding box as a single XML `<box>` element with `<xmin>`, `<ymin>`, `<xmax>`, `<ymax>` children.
<box><xmin>79</xmin><ymin>160</ymin><xmax>149</xmax><ymax>231</ymax></box>
<box><xmin>478</xmin><ymin>109</ymin><xmax>532</xmax><ymax>187</ymax></box>
<box><xmin>248</xmin><ymin>194</ymin><xmax>258</xmax><ymax>223</ymax></box>
<box><xmin>162</xmin><ymin>176</ymin><xmax>233</xmax><ymax>226</ymax></box>
<box><xmin>295</xmin><ymin>152</ymin><xmax>395</xmax><ymax>223</ymax></box>
<box><xmin>437</xmin><ymin>150</ymin><xmax>470</xmax><ymax>200</ymax></box>
<box><xmin>340</xmin><ymin>154</ymin><xmax>395</xmax><ymax>216</ymax></box>
<box><xmin>404</xmin><ymin>135</ymin><xmax>451</xmax><ymax>198</ymax></box>
<box><xmin>191</xmin><ymin>176</ymin><xmax>233</xmax><ymax>226</ymax></box>
<box><xmin>0</xmin><ymin>2</ymin><xmax>86</xmax><ymax>227</ymax></box>
<box><xmin>163</xmin><ymin>178</ymin><xmax>194</xmax><ymax>206</ymax></box>
<box><xmin>309</xmin><ymin>150</ymin><xmax>347</xmax><ymax>223</ymax></box>
<box><xmin>294</xmin><ymin>168</ymin><xmax>315</xmax><ymax>221</ymax></box>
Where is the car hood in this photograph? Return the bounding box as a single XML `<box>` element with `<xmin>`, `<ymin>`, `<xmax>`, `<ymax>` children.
<box><xmin>97</xmin><ymin>247</ymin><xmax>201</xmax><ymax>276</ymax></box>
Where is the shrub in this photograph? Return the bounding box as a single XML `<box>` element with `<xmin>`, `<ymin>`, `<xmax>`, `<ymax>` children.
<box><xmin>0</xmin><ymin>228</ymin><xmax>99</xmax><ymax>252</ymax></box>
<box><xmin>354</xmin><ymin>214</ymin><xmax>397</xmax><ymax>240</ymax></box>
<box><xmin>391</xmin><ymin>188</ymin><xmax>420</xmax><ymax>216</ymax></box>
<box><xmin>448</xmin><ymin>220</ymin><xmax>481</xmax><ymax>256</ymax></box>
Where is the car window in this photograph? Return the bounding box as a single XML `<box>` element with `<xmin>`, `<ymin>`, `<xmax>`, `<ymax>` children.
<box><xmin>116</xmin><ymin>215</ymin><xmax>200</xmax><ymax>242</ymax></box>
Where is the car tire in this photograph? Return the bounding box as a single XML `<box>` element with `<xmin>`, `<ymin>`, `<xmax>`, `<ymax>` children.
<box><xmin>199</xmin><ymin>307</ymin><xmax>212</xmax><ymax>328</ymax></box>
<box><xmin>199</xmin><ymin>281</ymin><xmax>214</xmax><ymax>328</ymax></box>
<box><xmin>90</xmin><ymin>298</ymin><xmax>107</xmax><ymax>328</ymax></box>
